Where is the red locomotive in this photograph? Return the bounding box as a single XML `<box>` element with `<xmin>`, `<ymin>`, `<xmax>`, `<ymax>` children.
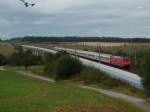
<box><xmin>110</xmin><ymin>56</ymin><xmax>130</xmax><ymax>68</ymax></box>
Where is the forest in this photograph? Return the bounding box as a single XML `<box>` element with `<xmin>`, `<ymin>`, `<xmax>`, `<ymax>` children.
<box><xmin>8</xmin><ymin>36</ymin><xmax>150</xmax><ymax>43</ymax></box>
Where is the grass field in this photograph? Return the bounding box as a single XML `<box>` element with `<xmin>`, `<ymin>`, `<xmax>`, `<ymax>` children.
<box><xmin>7</xmin><ymin>65</ymin><xmax>146</xmax><ymax>98</ymax></box>
<box><xmin>0</xmin><ymin>70</ymin><xmax>143</xmax><ymax>112</ymax></box>
<box><xmin>8</xmin><ymin>65</ymin><xmax>44</xmax><ymax>76</ymax></box>
<box><xmin>8</xmin><ymin>65</ymin><xmax>145</xmax><ymax>99</ymax></box>
<box><xmin>0</xmin><ymin>43</ymin><xmax>15</xmax><ymax>58</ymax></box>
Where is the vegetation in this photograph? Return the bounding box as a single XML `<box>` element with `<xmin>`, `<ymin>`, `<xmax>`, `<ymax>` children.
<box><xmin>8</xmin><ymin>65</ymin><xmax>44</xmax><ymax>76</ymax></box>
<box><xmin>8</xmin><ymin>36</ymin><xmax>150</xmax><ymax>43</ymax></box>
<box><xmin>43</xmin><ymin>42</ymin><xmax>150</xmax><ymax>74</ymax></box>
<box><xmin>9</xmin><ymin>46</ymin><xmax>43</xmax><ymax>69</ymax></box>
<box><xmin>77</xmin><ymin>66</ymin><xmax>145</xmax><ymax>98</ymax></box>
<box><xmin>44</xmin><ymin>52</ymin><xmax>82</xmax><ymax>80</ymax></box>
<box><xmin>42</xmin><ymin>52</ymin><xmax>145</xmax><ymax>98</ymax></box>
<box><xmin>80</xmin><ymin>67</ymin><xmax>125</xmax><ymax>87</ymax></box>
<box><xmin>0</xmin><ymin>43</ymin><xmax>146</xmax><ymax>97</ymax></box>
<box><xmin>0</xmin><ymin>43</ymin><xmax>15</xmax><ymax>58</ymax></box>
<box><xmin>55</xmin><ymin>55</ymin><xmax>82</xmax><ymax>80</ymax></box>
<box><xmin>0</xmin><ymin>41</ymin><xmax>148</xmax><ymax>111</ymax></box>
<box><xmin>43</xmin><ymin>53</ymin><xmax>54</xmax><ymax>64</ymax></box>
<box><xmin>108</xmin><ymin>46</ymin><xmax>150</xmax><ymax>97</ymax></box>
<box><xmin>0</xmin><ymin>43</ymin><xmax>15</xmax><ymax>66</ymax></box>
<box><xmin>137</xmin><ymin>52</ymin><xmax>150</xmax><ymax>97</ymax></box>
<box><xmin>0</xmin><ymin>54</ymin><xmax>7</xmax><ymax>66</ymax></box>
<box><xmin>0</xmin><ymin>70</ymin><xmax>143</xmax><ymax>112</ymax></box>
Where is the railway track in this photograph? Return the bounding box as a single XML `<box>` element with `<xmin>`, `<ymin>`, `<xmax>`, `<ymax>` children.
<box><xmin>22</xmin><ymin>45</ymin><xmax>143</xmax><ymax>89</ymax></box>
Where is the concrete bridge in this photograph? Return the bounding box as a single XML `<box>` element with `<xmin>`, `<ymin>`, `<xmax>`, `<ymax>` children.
<box><xmin>21</xmin><ymin>45</ymin><xmax>143</xmax><ymax>89</ymax></box>
<box><xmin>22</xmin><ymin>45</ymin><xmax>57</xmax><ymax>55</ymax></box>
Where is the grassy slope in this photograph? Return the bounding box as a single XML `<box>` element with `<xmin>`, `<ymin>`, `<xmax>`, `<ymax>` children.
<box><xmin>9</xmin><ymin>65</ymin><xmax>145</xmax><ymax>99</ymax></box>
<box><xmin>0</xmin><ymin>43</ymin><xmax>15</xmax><ymax>58</ymax></box>
<box><xmin>0</xmin><ymin>70</ymin><xmax>143</xmax><ymax>112</ymax></box>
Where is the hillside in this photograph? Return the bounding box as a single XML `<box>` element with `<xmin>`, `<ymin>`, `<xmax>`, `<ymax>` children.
<box><xmin>0</xmin><ymin>70</ymin><xmax>143</xmax><ymax>112</ymax></box>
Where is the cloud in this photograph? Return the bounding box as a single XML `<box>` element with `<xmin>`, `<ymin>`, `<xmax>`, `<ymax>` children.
<box><xmin>0</xmin><ymin>0</ymin><xmax>150</xmax><ymax>38</ymax></box>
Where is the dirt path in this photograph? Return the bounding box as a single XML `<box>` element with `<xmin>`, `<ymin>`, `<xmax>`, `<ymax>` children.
<box><xmin>18</xmin><ymin>71</ymin><xmax>150</xmax><ymax>112</ymax></box>
<box><xmin>79</xmin><ymin>85</ymin><xmax>150</xmax><ymax>112</ymax></box>
<box><xmin>18</xmin><ymin>71</ymin><xmax>55</xmax><ymax>83</ymax></box>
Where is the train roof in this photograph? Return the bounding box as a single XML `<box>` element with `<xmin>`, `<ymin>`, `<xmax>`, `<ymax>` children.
<box><xmin>54</xmin><ymin>47</ymin><xmax>112</xmax><ymax>58</ymax></box>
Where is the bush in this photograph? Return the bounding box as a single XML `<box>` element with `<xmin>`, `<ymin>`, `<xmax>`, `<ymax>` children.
<box><xmin>43</xmin><ymin>51</ymin><xmax>67</xmax><ymax>77</ymax></box>
<box><xmin>80</xmin><ymin>67</ymin><xmax>125</xmax><ymax>88</ymax></box>
<box><xmin>43</xmin><ymin>61</ymin><xmax>57</xmax><ymax>78</ymax></box>
<box><xmin>9</xmin><ymin>46</ymin><xmax>44</xmax><ymax>69</ymax></box>
<box><xmin>43</xmin><ymin>52</ymin><xmax>82</xmax><ymax>80</ymax></box>
<box><xmin>80</xmin><ymin>67</ymin><xmax>104</xmax><ymax>84</ymax></box>
<box><xmin>55</xmin><ymin>55</ymin><xmax>82</xmax><ymax>80</ymax></box>
<box><xmin>43</xmin><ymin>53</ymin><xmax>54</xmax><ymax>64</ymax></box>
<box><xmin>8</xmin><ymin>48</ymin><xmax>24</xmax><ymax>66</ymax></box>
<box><xmin>0</xmin><ymin>54</ymin><xmax>7</xmax><ymax>65</ymax></box>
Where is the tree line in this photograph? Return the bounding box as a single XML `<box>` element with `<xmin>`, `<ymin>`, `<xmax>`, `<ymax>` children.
<box><xmin>8</xmin><ymin>36</ymin><xmax>150</xmax><ymax>43</ymax></box>
<box><xmin>0</xmin><ymin>46</ymin><xmax>43</xmax><ymax>69</ymax></box>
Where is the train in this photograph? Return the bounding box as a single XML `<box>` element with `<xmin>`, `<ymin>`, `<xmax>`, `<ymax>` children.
<box><xmin>54</xmin><ymin>47</ymin><xmax>131</xmax><ymax>68</ymax></box>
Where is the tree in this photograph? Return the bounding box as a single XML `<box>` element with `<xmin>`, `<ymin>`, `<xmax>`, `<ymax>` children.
<box><xmin>44</xmin><ymin>53</ymin><xmax>53</xmax><ymax>64</ymax></box>
<box><xmin>0</xmin><ymin>54</ymin><xmax>6</xmax><ymax>66</ymax></box>
<box><xmin>9</xmin><ymin>46</ymin><xmax>43</xmax><ymax>69</ymax></box>
<box><xmin>22</xmin><ymin>50</ymin><xmax>36</xmax><ymax>69</ymax></box>
<box><xmin>140</xmin><ymin>53</ymin><xmax>150</xmax><ymax>96</ymax></box>
<box><xmin>43</xmin><ymin>52</ymin><xmax>66</xmax><ymax>77</ymax></box>
<box><xmin>55</xmin><ymin>55</ymin><xmax>82</xmax><ymax>80</ymax></box>
<box><xmin>8</xmin><ymin>47</ymin><xmax>24</xmax><ymax>66</ymax></box>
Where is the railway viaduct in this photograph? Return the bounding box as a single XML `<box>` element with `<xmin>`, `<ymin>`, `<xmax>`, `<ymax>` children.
<box><xmin>22</xmin><ymin>45</ymin><xmax>143</xmax><ymax>89</ymax></box>
<box><xmin>22</xmin><ymin>45</ymin><xmax>57</xmax><ymax>55</ymax></box>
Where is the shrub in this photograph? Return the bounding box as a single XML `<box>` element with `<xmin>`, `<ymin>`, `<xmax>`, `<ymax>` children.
<box><xmin>43</xmin><ymin>52</ymin><xmax>82</xmax><ymax>80</ymax></box>
<box><xmin>80</xmin><ymin>66</ymin><xmax>125</xmax><ymax>88</ymax></box>
<box><xmin>55</xmin><ymin>55</ymin><xmax>82</xmax><ymax>80</ymax></box>
<box><xmin>80</xmin><ymin>67</ymin><xmax>107</xmax><ymax>84</ymax></box>
<box><xmin>0</xmin><ymin>54</ymin><xmax>7</xmax><ymax>65</ymax></box>
<box><xmin>53</xmin><ymin>51</ymin><xmax>66</xmax><ymax>60</ymax></box>
<box><xmin>43</xmin><ymin>53</ymin><xmax>54</xmax><ymax>64</ymax></box>
<box><xmin>9</xmin><ymin>47</ymin><xmax>44</xmax><ymax>69</ymax></box>
<box><xmin>8</xmin><ymin>47</ymin><xmax>24</xmax><ymax>66</ymax></box>
<box><xmin>43</xmin><ymin>51</ymin><xmax>67</xmax><ymax>77</ymax></box>
<box><xmin>43</xmin><ymin>61</ymin><xmax>57</xmax><ymax>78</ymax></box>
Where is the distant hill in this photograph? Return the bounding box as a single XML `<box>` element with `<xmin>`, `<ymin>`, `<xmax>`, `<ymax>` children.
<box><xmin>8</xmin><ymin>36</ymin><xmax>150</xmax><ymax>43</ymax></box>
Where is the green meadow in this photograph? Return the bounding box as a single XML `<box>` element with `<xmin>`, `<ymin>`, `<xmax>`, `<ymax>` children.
<box><xmin>0</xmin><ymin>70</ymin><xmax>143</xmax><ymax>112</ymax></box>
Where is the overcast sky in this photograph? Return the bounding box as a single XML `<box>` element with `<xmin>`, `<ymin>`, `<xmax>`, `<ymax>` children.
<box><xmin>0</xmin><ymin>0</ymin><xmax>150</xmax><ymax>39</ymax></box>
